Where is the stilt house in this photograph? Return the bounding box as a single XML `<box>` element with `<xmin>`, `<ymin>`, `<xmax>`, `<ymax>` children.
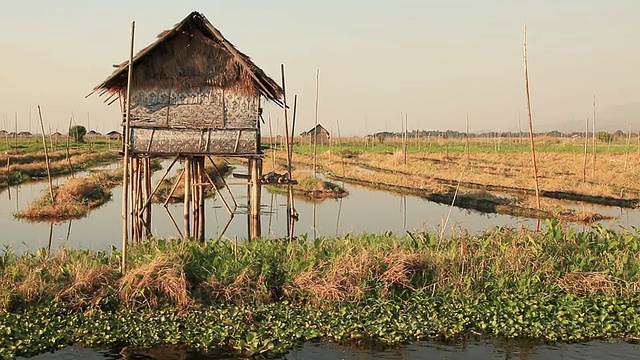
<box><xmin>301</xmin><ymin>124</ymin><xmax>330</xmax><ymax>145</ymax></box>
<box><xmin>91</xmin><ymin>11</ymin><xmax>283</xmax><ymax>241</ymax></box>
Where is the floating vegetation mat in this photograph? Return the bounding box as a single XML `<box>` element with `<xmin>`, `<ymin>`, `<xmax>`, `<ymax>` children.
<box><xmin>1</xmin><ymin>222</ymin><xmax>640</xmax><ymax>357</ymax></box>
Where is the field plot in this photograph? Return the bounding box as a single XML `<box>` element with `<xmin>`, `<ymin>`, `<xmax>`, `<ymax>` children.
<box><xmin>266</xmin><ymin>136</ymin><xmax>640</xmax><ymax>223</ymax></box>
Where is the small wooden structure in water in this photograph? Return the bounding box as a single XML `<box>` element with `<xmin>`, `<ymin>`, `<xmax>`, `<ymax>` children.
<box><xmin>91</xmin><ymin>11</ymin><xmax>283</xmax><ymax>242</ymax></box>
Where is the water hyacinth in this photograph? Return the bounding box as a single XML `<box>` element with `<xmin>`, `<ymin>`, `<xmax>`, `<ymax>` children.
<box><xmin>1</xmin><ymin>221</ymin><xmax>640</xmax><ymax>357</ymax></box>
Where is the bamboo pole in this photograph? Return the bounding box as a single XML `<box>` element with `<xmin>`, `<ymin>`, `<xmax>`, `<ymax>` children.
<box><xmin>199</xmin><ymin>158</ymin><xmax>205</xmax><ymax>241</ymax></box>
<box><xmin>592</xmin><ymin>95</ymin><xmax>596</xmax><ymax>177</ymax></box>
<box><xmin>523</xmin><ymin>24</ymin><xmax>541</xmax><ymax>210</ymax></box>
<box><xmin>465</xmin><ymin>115</ymin><xmax>470</xmax><ymax>165</ymax></box>
<box><xmin>404</xmin><ymin>114</ymin><xmax>408</xmax><ymax>164</ymax></box>
<box><xmin>121</xmin><ymin>21</ymin><xmax>135</xmax><ymax>273</ymax></box>
<box><xmin>268</xmin><ymin>114</ymin><xmax>275</xmax><ymax>169</ymax></box>
<box><xmin>288</xmin><ymin>95</ymin><xmax>298</xmax><ymax>239</ymax></box>
<box><xmin>184</xmin><ymin>158</ymin><xmax>191</xmax><ymax>238</ymax></box>
<box><xmin>313</xmin><ymin>69</ymin><xmax>319</xmax><ymax>177</ymax></box>
<box><xmin>625</xmin><ymin>124</ymin><xmax>632</xmax><ymax>171</ymax></box>
<box><xmin>280</xmin><ymin>64</ymin><xmax>294</xmax><ymax>240</ymax></box>
<box><xmin>66</xmin><ymin>116</ymin><xmax>74</xmax><ymax>178</ymax></box>
<box><xmin>582</xmin><ymin>118</ymin><xmax>588</xmax><ymax>183</ymax></box>
<box><xmin>37</xmin><ymin>106</ymin><xmax>55</xmax><ymax>205</ymax></box>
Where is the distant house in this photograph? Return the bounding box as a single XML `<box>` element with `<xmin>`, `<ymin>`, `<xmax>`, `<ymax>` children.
<box><xmin>86</xmin><ymin>130</ymin><xmax>103</xmax><ymax>138</ymax></box>
<box><xmin>300</xmin><ymin>124</ymin><xmax>330</xmax><ymax>145</ymax></box>
<box><xmin>0</xmin><ymin>130</ymin><xmax>7</xmax><ymax>136</ymax></box>
<box><xmin>17</xmin><ymin>131</ymin><xmax>33</xmax><ymax>138</ymax></box>
<box><xmin>106</xmin><ymin>130</ymin><xmax>123</xmax><ymax>140</ymax></box>
<box><xmin>51</xmin><ymin>132</ymin><xmax>64</xmax><ymax>138</ymax></box>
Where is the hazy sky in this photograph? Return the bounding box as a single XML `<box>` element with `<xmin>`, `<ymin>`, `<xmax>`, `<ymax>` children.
<box><xmin>1</xmin><ymin>0</ymin><xmax>639</xmax><ymax>135</ymax></box>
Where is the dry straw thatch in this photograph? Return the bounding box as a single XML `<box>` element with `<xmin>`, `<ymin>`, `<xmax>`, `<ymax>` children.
<box><xmin>91</xmin><ymin>11</ymin><xmax>283</xmax><ymax>103</ymax></box>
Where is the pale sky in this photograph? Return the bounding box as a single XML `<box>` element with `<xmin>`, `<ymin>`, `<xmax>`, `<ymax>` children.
<box><xmin>1</xmin><ymin>0</ymin><xmax>639</xmax><ymax>135</ymax></box>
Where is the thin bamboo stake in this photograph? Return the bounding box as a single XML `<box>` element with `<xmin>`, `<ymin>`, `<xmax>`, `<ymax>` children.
<box><xmin>582</xmin><ymin>118</ymin><xmax>588</xmax><ymax>183</ymax></box>
<box><xmin>288</xmin><ymin>95</ymin><xmax>298</xmax><ymax>239</ymax></box>
<box><xmin>465</xmin><ymin>115</ymin><xmax>470</xmax><ymax>165</ymax></box>
<box><xmin>523</xmin><ymin>23</ymin><xmax>541</xmax><ymax>210</ymax></box>
<box><xmin>268</xmin><ymin>114</ymin><xmax>275</xmax><ymax>169</ymax></box>
<box><xmin>37</xmin><ymin>106</ymin><xmax>55</xmax><ymax>205</ymax></box>
<box><xmin>184</xmin><ymin>158</ymin><xmax>191</xmax><ymax>238</ymax></box>
<box><xmin>122</xmin><ymin>21</ymin><xmax>135</xmax><ymax>273</ymax></box>
<box><xmin>625</xmin><ymin>124</ymin><xmax>632</xmax><ymax>171</ymax></box>
<box><xmin>404</xmin><ymin>114</ymin><xmax>408</xmax><ymax>164</ymax></box>
<box><xmin>592</xmin><ymin>95</ymin><xmax>596</xmax><ymax>177</ymax></box>
<box><xmin>280</xmin><ymin>64</ymin><xmax>294</xmax><ymax>240</ymax></box>
<box><xmin>313</xmin><ymin>69</ymin><xmax>319</xmax><ymax>177</ymax></box>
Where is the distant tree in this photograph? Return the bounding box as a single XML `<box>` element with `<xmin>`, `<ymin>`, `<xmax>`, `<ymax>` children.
<box><xmin>596</xmin><ymin>131</ymin><xmax>612</xmax><ymax>143</ymax></box>
<box><xmin>376</xmin><ymin>133</ymin><xmax>386</xmax><ymax>143</ymax></box>
<box><xmin>69</xmin><ymin>125</ymin><xmax>87</xmax><ymax>143</ymax></box>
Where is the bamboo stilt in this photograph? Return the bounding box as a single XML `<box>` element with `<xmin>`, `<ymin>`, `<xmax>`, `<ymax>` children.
<box><xmin>198</xmin><ymin>158</ymin><xmax>205</xmax><ymax>242</ymax></box>
<box><xmin>122</xmin><ymin>21</ymin><xmax>135</xmax><ymax>273</ymax></box>
<box><xmin>183</xmin><ymin>157</ymin><xmax>191</xmax><ymax>238</ymax></box>
<box><xmin>249</xmin><ymin>157</ymin><xmax>262</xmax><ymax>239</ymax></box>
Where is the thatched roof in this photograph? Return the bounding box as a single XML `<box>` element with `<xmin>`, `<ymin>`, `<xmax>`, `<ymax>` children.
<box><xmin>91</xmin><ymin>11</ymin><xmax>283</xmax><ymax>105</ymax></box>
<box><xmin>301</xmin><ymin>124</ymin><xmax>330</xmax><ymax>136</ymax></box>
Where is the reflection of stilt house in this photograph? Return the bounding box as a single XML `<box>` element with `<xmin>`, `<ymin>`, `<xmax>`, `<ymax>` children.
<box><xmin>301</xmin><ymin>124</ymin><xmax>330</xmax><ymax>145</ymax></box>
<box><xmin>91</xmin><ymin>11</ymin><xmax>283</xmax><ymax>241</ymax></box>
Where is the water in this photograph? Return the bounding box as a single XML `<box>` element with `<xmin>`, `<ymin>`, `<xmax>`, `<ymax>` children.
<box><xmin>1</xmin><ymin>159</ymin><xmax>638</xmax><ymax>254</ymax></box>
<box><xmin>19</xmin><ymin>339</ymin><xmax>640</xmax><ymax>359</ymax></box>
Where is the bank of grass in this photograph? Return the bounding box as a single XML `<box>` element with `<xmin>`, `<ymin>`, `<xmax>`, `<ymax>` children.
<box><xmin>2</xmin><ymin>222</ymin><xmax>640</xmax><ymax>357</ymax></box>
<box><xmin>14</xmin><ymin>169</ymin><xmax>123</xmax><ymax>221</ymax></box>
<box><xmin>0</xmin><ymin>150</ymin><xmax>120</xmax><ymax>189</ymax></box>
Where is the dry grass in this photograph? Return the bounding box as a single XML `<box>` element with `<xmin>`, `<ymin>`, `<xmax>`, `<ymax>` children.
<box><xmin>15</xmin><ymin>169</ymin><xmax>121</xmax><ymax>221</ymax></box>
<box><xmin>119</xmin><ymin>253</ymin><xmax>193</xmax><ymax>308</ymax></box>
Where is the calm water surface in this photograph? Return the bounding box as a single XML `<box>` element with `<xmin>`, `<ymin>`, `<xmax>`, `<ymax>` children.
<box><xmin>19</xmin><ymin>340</ymin><xmax>640</xmax><ymax>359</ymax></box>
<box><xmin>1</xmin><ymin>160</ymin><xmax>638</xmax><ymax>253</ymax></box>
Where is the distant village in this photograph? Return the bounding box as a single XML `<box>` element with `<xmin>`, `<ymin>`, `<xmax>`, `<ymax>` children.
<box><xmin>0</xmin><ymin>129</ymin><xmax>122</xmax><ymax>140</ymax></box>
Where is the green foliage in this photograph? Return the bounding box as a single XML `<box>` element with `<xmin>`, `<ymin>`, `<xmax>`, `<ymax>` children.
<box><xmin>597</xmin><ymin>131</ymin><xmax>612</xmax><ymax>143</ymax></box>
<box><xmin>69</xmin><ymin>125</ymin><xmax>87</xmax><ymax>143</ymax></box>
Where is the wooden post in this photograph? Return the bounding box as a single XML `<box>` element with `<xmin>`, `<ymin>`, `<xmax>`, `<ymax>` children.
<box><xmin>625</xmin><ymin>124</ymin><xmax>632</xmax><ymax>171</ymax></box>
<box><xmin>523</xmin><ymin>23</ymin><xmax>541</xmax><ymax>210</ymax></box>
<box><xmin>122</xmin><ymin>21</ymin><xmax>135</xmax><ymax>273</ymax></box>
<box><xmin>249</xmin><ymin>157</ymin><xmax>262</xmax><ymax>238</ymax></box>
<box><xmin>183</xmin><ymin>157</ymin><xmax>191</xmax><ymax>238</ymax></box>
<box><xmin>592</xmin><ymin>95</ymin><xmax>596</xmax><ymax>177</ymax></box>
<box><xmin>37</xmin><ymin>106</ymin><xmax>55</xmax><ymax>205</ymax></box>
<box><xmin>582</xmin><ymin>118</ymin><xmax>588</xmax><ymax>183</ymax></box>
<box><xmin>465</xmin><ymin>115</ymin><xmax>470</xmax><ymax>165</ymax></box>
<box><xmin>313</xmin><ymin>68</ymin><xmax>319</xmax><ymax>177</ymax></box>
<box><xmin>280</xmin><ymin>64</ymin><xmax>294</xmax><ymax>240</ymax></box>
<box><xmin>198</xmin><ymin>157</ymin><xmax>205</xmax><ymax>242</ymax></box>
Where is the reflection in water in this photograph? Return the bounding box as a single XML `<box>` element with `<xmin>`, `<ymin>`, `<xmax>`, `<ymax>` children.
<box><xmin>20</xmin><ymin>339</ymin><xmax>640</xmax><ymax>360</ymax></box>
